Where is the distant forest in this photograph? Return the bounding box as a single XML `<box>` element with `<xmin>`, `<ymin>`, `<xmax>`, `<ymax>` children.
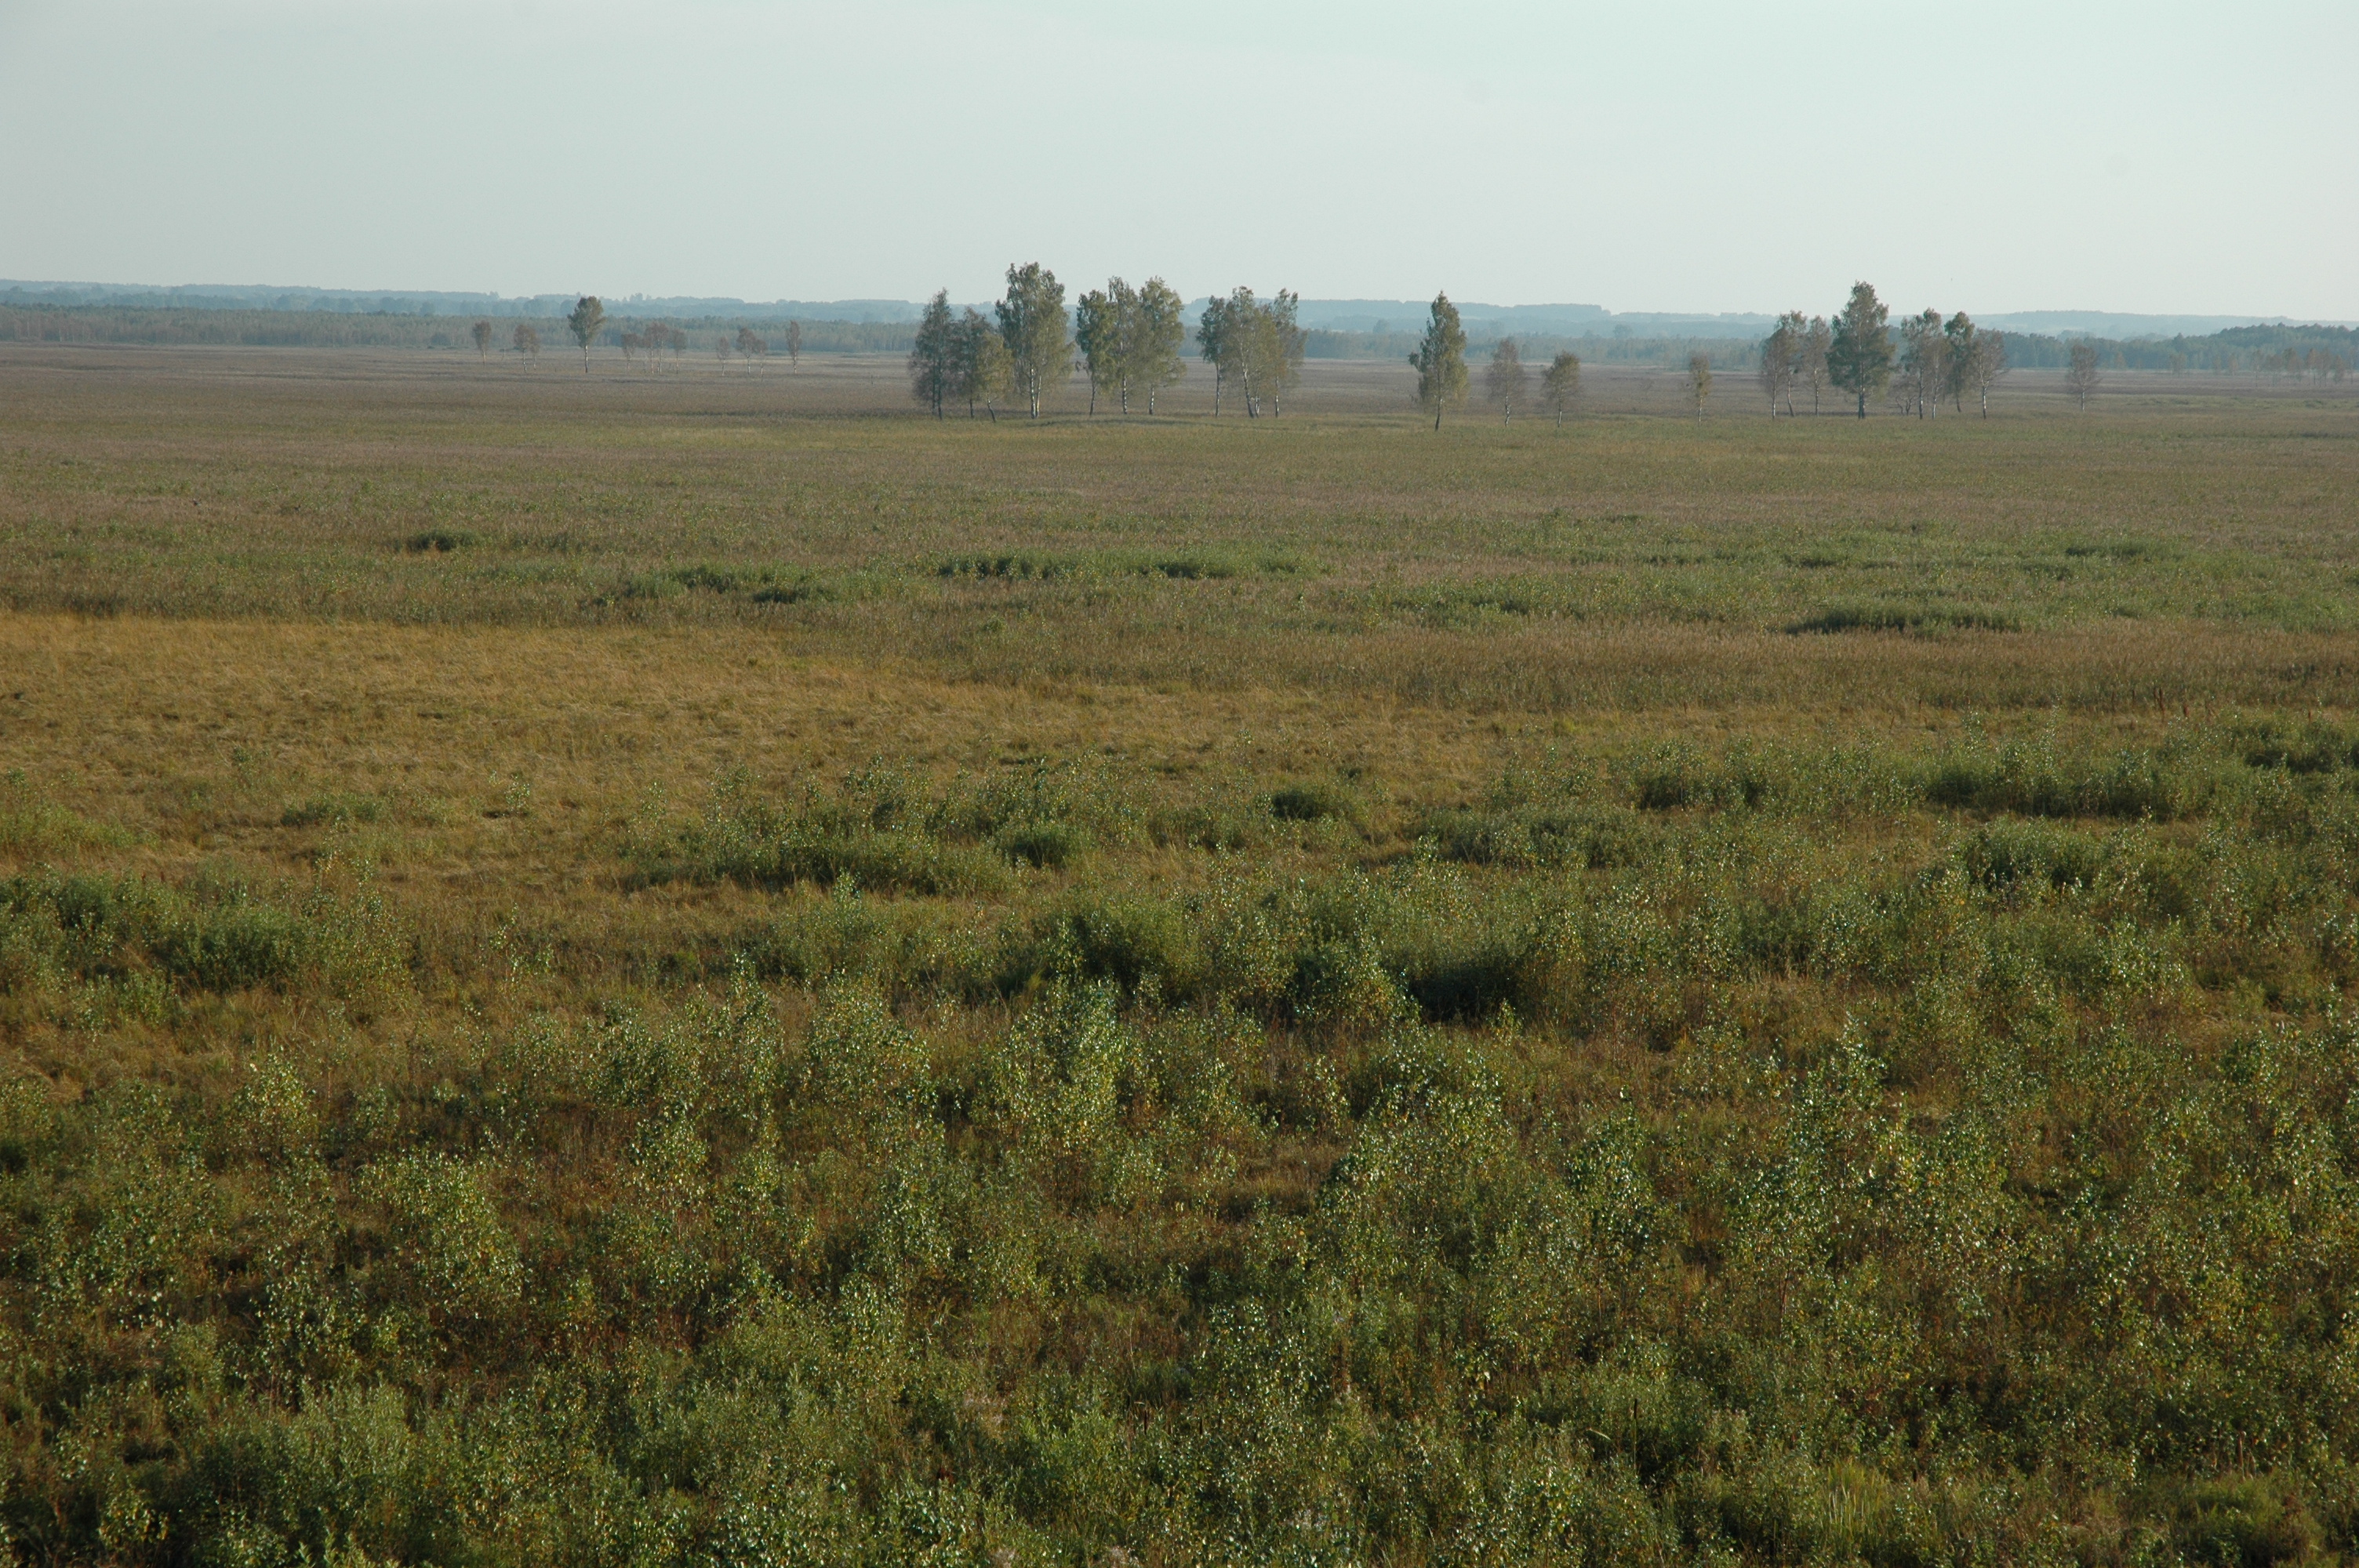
<box><xmin>2</xmin><ymin>301</ymin><xmax>2351</xmax><ymax>381</ymax></box>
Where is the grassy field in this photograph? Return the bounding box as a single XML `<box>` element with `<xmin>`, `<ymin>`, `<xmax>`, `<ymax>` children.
<box><xmin>2</xmin><ymin>345</ymin><xmax>2358</xmax><ymax>1566</ymax></box>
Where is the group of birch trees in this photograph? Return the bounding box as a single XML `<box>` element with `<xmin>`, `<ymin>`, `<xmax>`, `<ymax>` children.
<box><xmin>1761</xmin><ymin>283</ymin><xmax>2012</xmax><ymax>418</ymax></box>
<box><xmin>1412</xmin><ymin>294</ymin><xmax>1585</xmax><ymax>429</ymax></box>
<box><xmin>907</xmin><ymin>265</ymin><xmax>1312</xmax><ymax>419</ymax></box>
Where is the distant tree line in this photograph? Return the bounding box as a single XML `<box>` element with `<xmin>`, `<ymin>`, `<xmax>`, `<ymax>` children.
<box><xmin>4</xmin><ymin>296</ymin><xmax>2347</xmax><ymax>415</ymax></box>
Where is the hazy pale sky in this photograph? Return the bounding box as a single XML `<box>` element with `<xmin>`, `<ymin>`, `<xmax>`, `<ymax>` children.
<box><xmin>5</xmin><ymin>0</ymin><xmax>2353</xmax><ymax>318</ymax></box>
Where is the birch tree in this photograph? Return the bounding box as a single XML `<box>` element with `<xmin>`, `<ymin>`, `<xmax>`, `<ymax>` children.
<box><xmin>1485</xmin><ymin>337</ymin><xmax>1528</xmax><ymax>421</ymax></box>
<box><xmin>1074</xmin><ymin>285</ymin><xmax>1115</xmax><ymax>414</ymax></box>
<box><xmin>1827</xmin><ymin>282</ymin><xmax>1892</xmax><ymax>419</ymax></box>
<box><xmin>566</xmin><ymin>296</ymin><xmax>605</xmax><ymax>373</ymax></box>
<box><xmin>996</xmin><ymin>262</ymin><xmax>1070</xmax><ymax>419</ymax></box>
<box><xmin>1798</xmin><ymin>315</ymin><xmax>1832</xmax><ymax>415</ymax></box>
<box><xmin>1759</xmin><ymin>314</ymin><xmax>1801</xmax><ymax>415</ymax></box>
<box><xmin>953</xmin><ymin>308</ymin><xmax>1012</xmax><ymax>420</ymax></box>
<box><xmin>1410</xmin><ymin>292</ymin><xmax>1469</xmax><ymax>430</ymax></box>
<box><xmin>908</xmin><ymin>289</ymin><xmax>957</xmax><ymax>417</ymax></box>
<box><xmin>1896</xmin><ymin>308</ymin><xmax>1948</xmax><ymax>418</ymax></box>
<box><xmin>1133</xmin><ymin>278</ymin><xmax>1187</xmax><ymax>414</ymax></box>
<box><xmin>1540</xmin><ymin>350</ymin><xmax>1581</xmax><ymax>426</ymax></box>
<box><xmin>1954</xmin><ymin>320</ymin><xmax>2008</xmax><ymax>416</ymax></box>
<box><xmin>1197</xmin><ymin>296</ymin><xmax>1233</xmax><ymax>416</ymax></box>
<box><xmin>1237</xmin><ymin>289</ymin><xmax>1304</xmax><ymax>417</ymax></box>
<box><xmin>2065</xmin><ymin>342</ymin><xmax>2102</xmax><ymax>410</ymax></box>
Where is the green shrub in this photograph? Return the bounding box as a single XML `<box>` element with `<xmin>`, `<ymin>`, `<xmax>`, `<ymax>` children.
<box><xmin>0</xmin><ymin>869</ymin><xmax>389</xmax><ymax>995</ymax></box>
<box><xmin>2151</xmin><ymin>1474</ymin><xmax>2322</xmax><ymax>1566</ymax></box>
<box><xmin>1269</xmin><ymin>780</ymin><xmax>1361</xmax><ymax>826</ymax></box>
<box><xmin>995</xmin><ymin>818</ymin><xmax>1092</xmax><ymax>869</ymax></box>
<box><xmin>362</xmin><ymin>1153</ymin><xmax>522</xmax><ymax>1322</ymax></box>
<box><xmin>1957</xmin><ymin>817</ymin><xmax>2110</xmax><ymax>892</ymax></box>
<box><xmin>1787</xmin><ymin>601</ymin><xmax>2022</xmax><ymax>634</ymax></box>
<box><xmin>0</xmin><ymin>770</ymin><xmax>126</xmax><ymax>855</ymax></box>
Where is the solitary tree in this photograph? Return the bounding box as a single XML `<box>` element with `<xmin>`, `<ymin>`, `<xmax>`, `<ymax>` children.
<box><xmin>713</xmin><ymin>333</ymin><xmax>732</xmax><ymax>365</ymax></box>
<box><xmin>1485</xmin><ymin>337</ymin><xmax>1528</xmax><ymax>421</ymax></box>
<box><xmin>1540</xmin><ymin>350</ymin><xmax>1582</xmax><ymax>426</ymax></box>
<box><xmin>1759</xmin><ymin>313</ymin><xmax>1802</xmax><ymax>415</ymax></box>
<box><xmin>909</xmin><ymin>289</ymin><xmax>958</xmax><ymax>416</ymax></box>
<box><xmin>952</xmin><ymin>308</ymin><xmax>1012</xmax><ymax>420</ymax></box>
<box><xmin>1797</xmin><ymin>315</ymin><xmax>1832</xmax><ymax>415</ymax></box>
<box><xmin>566</xmin><ymin>296</ymin><xmax>605</xmax><ymax>373</ymax></box>
<box><xmin>736</xmin><ymin>326</ymin><xmax>766</xmax><ymax>371</ymax></box>
<box><xmin>1132</xmin><ymin>277</ymin><xmax>1188</xmax><ymax>414</ymax></box>
<box><xmin>783</xmin><ymin>321</ymin><xmax>802</xmax><ymax>365</ymax></box>
<box><xmin>1826</xmin><ymin>281</ymin><xmax>1892</xmax><ymax>418</ymax></box>
<box><xmin>1411</xmin><ymin>292</ymin><xmax>1470</xmax><ymax>430</ymax></box>
<box><xmin>1687</xmin><ymin>352</ymin><xmax>1713</xmax><ymax>423</ymax></box>
<box><xmin>512</xmin><ymin>323</ymin><xmax>540</xmax><ymax>362</ymax></box>
<box><xmin>2065</xmin><ymin>341</ymin><xmax>2102</xmax><ymax>410</ymax></box>
<box><xmin>997</xmin><ymin>262</ymin><xmax>1071</xmax><ymax>419</ymax></box>
<box><xmin>471</xmin><ymin>319</ymin><xmax>493</xmax><ymax>358</ymax></box>
<box><xmin>619</xmin><ymin>330</ymin><xmax>645</xmax><ymax>364</ymax></box>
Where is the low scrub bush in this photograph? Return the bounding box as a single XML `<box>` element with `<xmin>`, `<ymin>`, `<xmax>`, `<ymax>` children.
<box><xmin>0</xmin><ymin>867</ymin><xmax>399</xmax><ymax>997</ymax></box>
<box><xmin>1787</xmin><ymin>600</ymin><xmax>2022</xmax><ymax>634</ymax></box>
<box><xmin>1268</xmin><ymin>779</ymin><xmax>1362</xmax><ymax>826</ymax></box>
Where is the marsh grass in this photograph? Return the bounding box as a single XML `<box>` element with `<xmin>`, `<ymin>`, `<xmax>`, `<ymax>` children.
<box><xmin>2</xmin><ymin>349</ymin><xmax>2358</xmax><ymax>1564</ymax></box>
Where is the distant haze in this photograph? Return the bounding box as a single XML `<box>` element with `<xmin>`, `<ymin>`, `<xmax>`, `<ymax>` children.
<box><xmin>2</xmin><ymin>281</ymin><xmax>2337</xmax><ymax>343</ymax></box>
<box><xmin>3</xmin><ymin>0</ymin><xmax>2353</xmax><ymax>320</ymax></box>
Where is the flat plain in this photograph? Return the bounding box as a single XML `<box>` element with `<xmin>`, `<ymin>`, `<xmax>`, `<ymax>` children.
<box><xmin>2</xmin><ymin>343</ymin><xmax>2358</xmax><ymax>1566</ymax></box>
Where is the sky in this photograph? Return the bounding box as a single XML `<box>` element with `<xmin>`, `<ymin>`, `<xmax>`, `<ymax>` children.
<box><xmin>3</xmin><ymin>0</ymin><xmax>2354</xmax><ymax>319</ymax></box>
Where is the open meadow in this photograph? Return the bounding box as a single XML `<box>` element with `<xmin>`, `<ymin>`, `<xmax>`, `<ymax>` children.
<box><xmin>2</xmin><ymin>344</ymin><xmax>2359</xmax><ymax>1565</ymax></box>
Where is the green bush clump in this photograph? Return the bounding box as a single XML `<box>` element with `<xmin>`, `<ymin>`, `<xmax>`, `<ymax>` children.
<box><xmin>0</xmin><ymin>771</ymin><xmax>127</xmax><ymax>855</ymax></box>
<box><xmin>635</xmin><ymin>764</ymin><xmax>1139</xmax><ymax>898</ymax></box>
<box><xmin>1787</xmin><ymin>601</ymin><xmax>2022</xmax><ymax>634</ymax></box>
<box><xmin>1920</xmin><ymin>729</ymin><xmax>2212</xmax><ymax>818</ymax></box>
<box><xmin>1269</xmin><ymin>779</ymin><xmax>1361</xmax><ymax>826</ymax></box>
<box><xmin>937</xmin><ymin>547</ymin><xmax>1307</xmax><ymax>583</ymax></box>
<box><xmin>730</xmin><ymin>882</ymin><xmax>985</xmax><ymax>996</ymax></box>
<box><xmin>1957</xmin><ymin>816</ymin><xmax>2110</xmax><ymax>891</ymax></box>
<box><xmin>0</xmin><ymin>868</ymin><xmax>398</xmax><ymax>997</ymax></box>
<box><xmin>2232</xmin><ymin>717</ymin><xmax>2359</xmax><ymax>775</ymax></box>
